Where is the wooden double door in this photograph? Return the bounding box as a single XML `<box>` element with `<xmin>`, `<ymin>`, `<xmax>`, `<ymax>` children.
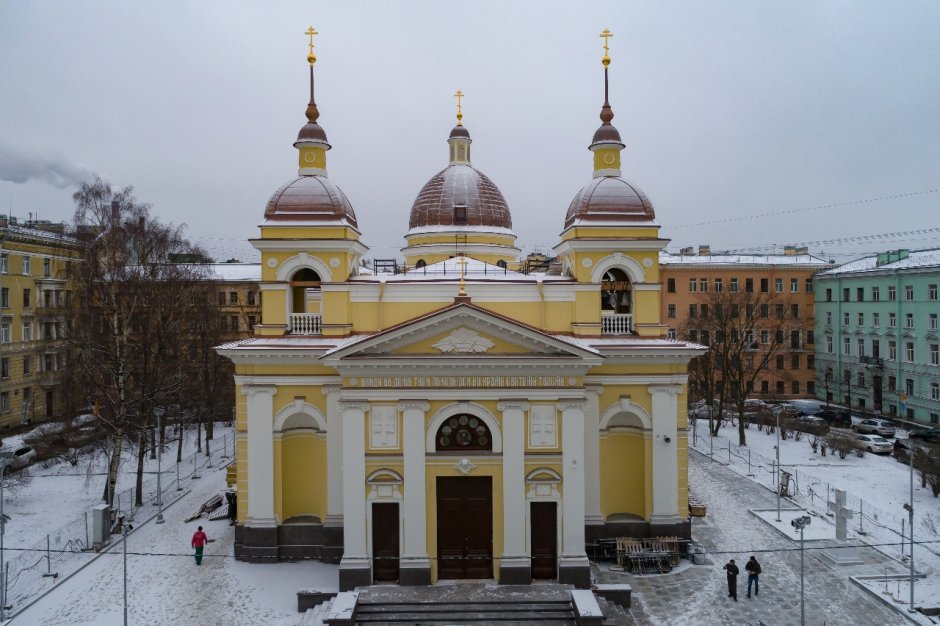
<box><xmin>436</xmin><ymin>477</ymin><xmax>493</xmax><ymax>579</ymax></box>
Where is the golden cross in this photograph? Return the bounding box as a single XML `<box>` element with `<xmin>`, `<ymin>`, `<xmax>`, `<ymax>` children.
<box><xmin>454</xmin><ymin>89</ymin><xmax>464</xmax><ymax>125</ymax></box>
<box><xmin>456</xmin><ymin>255</ymin><xmax>468</xmax><ymax>296</ymax></box>
<box><xmin>600</xmin><ymin>28</ymin><xmax>613</xmax><ymax>67</ymax></box>
<box><xmin>306</xmin><ymin>26</ymin><xmax>319</xmax><ymax>65</ymax></box>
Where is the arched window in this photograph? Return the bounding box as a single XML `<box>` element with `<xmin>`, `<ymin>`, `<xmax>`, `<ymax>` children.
<box><xmin>290</xmin><ymin>268</ymin><xmax>321</xmax><ymax>314</ymax></box>
<box><xmin>601</xmin><ymin>268</ymin><xmax>632</xmax><ymax>314</ymax></box>
<box><xmin>435</xmin><ymin>414</ymin><xmax>492</xmax><ymax>452</ymax></box>
<box><xmin>415</xmin><ymin>259</ymin><xmax>427</xmax><ymax>269</ymax></box>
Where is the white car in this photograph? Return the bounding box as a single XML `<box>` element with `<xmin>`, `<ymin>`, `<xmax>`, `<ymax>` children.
<box><xmin>6</xmin><ymin>445</ymin><xmax>37</xmax><ymax>470</ymax></box>
<box><xmin>854</xmin><ymin>434</ymin><xmax>892</xmax><ymax>454</ymax></box>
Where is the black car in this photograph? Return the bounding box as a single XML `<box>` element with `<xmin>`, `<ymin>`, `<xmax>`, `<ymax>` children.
<box><xmin>817</xmin><ymin>408</ymin><xmax>852</xmax><ymax>426</ymax></box>
<box><xmin>909</xmin><ymin>428</ymin><xmax>940</xmax><ymax>443</ymax></box>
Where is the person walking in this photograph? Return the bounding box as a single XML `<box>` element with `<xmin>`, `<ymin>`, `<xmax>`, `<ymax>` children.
<box><xmin>192</xmin><ymin>526</ymin><xmax>208</xmax><ymax>566</ymax></box>
<box><xmin>723</xmin><ymin>559</ymin><xmax>739</xmax><ymax>601</ymax></box>
<box><xmin>746</xmin><ymin>555</ymin><xmax>761</xmax><ymax>598</ymax></box>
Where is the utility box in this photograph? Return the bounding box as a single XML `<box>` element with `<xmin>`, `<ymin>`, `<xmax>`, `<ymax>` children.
<box><xmin>92</xmin><ymin>504</ymin><xmax>111</xmax><ymax>551</ymax></box>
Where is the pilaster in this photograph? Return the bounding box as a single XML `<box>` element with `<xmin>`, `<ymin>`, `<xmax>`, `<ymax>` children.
<box><xmin>398</xmin><ymin>400</ymin><xmax>432</xmax><ymax>585</ymax></box>
<box><xmin>497</xmin><ymin>399</ymin><xmax>530</xmax><ymax>584</ymax></box>
<box><xmin>338</xmin><ymin>400</ymin><xmax>371</xmax><ymax>590</ymax></box>
<box><xmin>649</xmin><ymin>384</ymin><xmax>681</xmax><ymax>528</ymax></box>
<box><xmin>583</xmin><ymin>385</ymin><xmax>603</xmax><ymax>526</ymax></box>
<box><xmin>559</xmin><ymin>399</ymin><xmax>590</xmax><ymax>588</ymax></box>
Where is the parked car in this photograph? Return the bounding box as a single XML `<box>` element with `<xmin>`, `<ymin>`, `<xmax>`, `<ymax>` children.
<box><xmin>855</xmin><ymin>434</ymin><xmax>893</xmax><ymax>454</ymax></box>
<box><xmin>817</xmin><ymin>408</ymin><xmax>852</xmax><ymax>427</ymax></box>
<box><xmin>892</xmin><ymin>438</ymin><xmax>930</xmax><ymax>463</ymax></box>
<box><xmin>6</xmin><ymin>445</ymin><xmax>37</xmax><ymax>470</ymax></box>
<box><xmin>789</xmin><ymin>399</ymin><xmax>823</xmax><ymax>416</ymax></box>
<box><xmin>852</xmin><ymin>419</ymin><xmax>896</xmax><ymax>438</ymax></box>
<box><xmin>909</xmin><ymin>428</ymin><xmax>940</xmax><ymax>443</ymax></box>
<box><xmin>796</xmin><ymin>415</ymin><xmax>826</xmax><ymax>425</ymax></box>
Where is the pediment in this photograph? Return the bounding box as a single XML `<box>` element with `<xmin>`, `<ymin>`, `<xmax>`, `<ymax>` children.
<box><xmin>322</xmin><ymin>303</ymin><xmax>599</xmax><ymax>360</ymax></box>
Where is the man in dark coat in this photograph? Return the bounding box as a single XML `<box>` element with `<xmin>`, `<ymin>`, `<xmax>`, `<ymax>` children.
<box><xmin>746</xmin><ymin>555</ymin><xmax>761</xmax><ymax>597</ymax></box>
<box><xmin>723</xmin><ymin>559</ymin><xmax>739</xmax><ymax>601</ymax></box>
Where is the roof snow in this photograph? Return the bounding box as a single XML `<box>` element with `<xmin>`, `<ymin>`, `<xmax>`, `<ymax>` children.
<box><xmin>659</xmin><ymin>251</ymin><xmax>831</xmax><ymax>267</ymax></box>
<box><xmin>819</xmin><ymin>247</ymin><xmax>940</xmax><ymax>276</ymax></box>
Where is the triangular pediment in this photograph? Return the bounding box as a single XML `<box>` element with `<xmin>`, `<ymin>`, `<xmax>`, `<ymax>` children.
<box><xmin>322</xmin><ymin>303</ymin><xmax>599</xmax><ymax>360</ymax></box>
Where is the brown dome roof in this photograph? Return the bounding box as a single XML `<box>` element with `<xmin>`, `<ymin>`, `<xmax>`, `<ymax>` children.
<box><xmin>264</xmin><ymin>175</ymin><xmax>358</xmax><ymax>227</ymax></box>
<box><xmin>409</xmin><ymin>165</ymin><xmax>512</xmax><ymax>229</ymax></box>
<box><xmin>564</xmin><ymin>176</ymin><xmax>655</xmax><ymax>228</ymax></box>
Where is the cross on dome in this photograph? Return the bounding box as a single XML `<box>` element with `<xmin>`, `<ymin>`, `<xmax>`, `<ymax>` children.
<box><xmin>454</xmin><ymin>89</ymin><xmax>464</xmax><ymax>126</ymax></box>
<box><xmin>600</xmin><ymin>28</ymin><xmax>613</xmax><ymax>67</ymax></box>
<box><xmin>306</xmin><ymin>26</ymin><xmax>318</xmax><ymax>65</ymax></box>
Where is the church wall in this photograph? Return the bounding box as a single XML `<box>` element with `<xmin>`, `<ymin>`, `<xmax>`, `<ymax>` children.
<box><xmin>405</xmin><ymin>233</ymin><xmax>516</xmax><ymax>247</ymax></box>
<box><xmin>260</xmin><ymin>285</ymin><xmax>288</xmax><ymax>333</ymax></box>
<box><xmin>676</xmin><ymin>433</ymin><xmax>689</xmax><ymax>517</ymax></box>
<box><xmin>275</xmin><ymin>432</ymin><xmax>328</xmax><ymax>521</ymax></box>
<box><xmin>259</xmin><ymin>225</ymin><xmax>359</xmax><ymax>242</ymax></box>
<box><xmin>598</xmin><ymin>431</ymin><xmax>650</xmax><ymax>519</ymax></box>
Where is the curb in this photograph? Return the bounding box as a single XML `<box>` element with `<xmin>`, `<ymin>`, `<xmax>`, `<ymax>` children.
<box><xmin>849</xmin><ymin>574</ymin><xmax>926</xmax><ymax>625</ymax></box>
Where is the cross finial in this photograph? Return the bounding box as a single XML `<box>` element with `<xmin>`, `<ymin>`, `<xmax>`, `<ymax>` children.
<box><xmin>306</xmin><ymin>26</ymin><xmax>319</xmax><ymax>66</ymax></box>
<box><xmin>454</xmin><ymin>89</ymin><xmax>464</xmax><ymax>126</ymax></box>
<box><xmin>456</xmin><ymin>255</ymin><xmax>468</xmax><ymax>296</ymax></box>
<box><xmin>600</xmin><ymin>28</ymin><xmax>613</xmax><ymax>67</ymax></box>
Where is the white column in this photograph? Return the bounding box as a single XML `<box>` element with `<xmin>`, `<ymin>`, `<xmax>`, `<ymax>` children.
<box><xmin>399</xmin><ymin>401</ymin><xmax>430</xmax><ymax>575</ymax></box>
<box><xmin>559</xmin><ymin>400</ymin><xmax>588</xmax><ymax>564</ymax></box>
<box><xmin>242</xmin><ymin>385</ymin><xmax>277</xmax><ymax>526</ymax></box>
<box><xmin>583</xmin><ymin>386</ymin><xmax>603</xmax><ymax>526</ymax></box>
<box><xmin>497</xmin><ymin>400</ymin><xmax>528</xmax><ymax>573</ymax></box>
<box><xmin>322</xmin><ymin>385</ymin><xmax>343</xmax><ymax>525</ymax></box>
<box><xmin>649</xmin><ymin>384</ymin><xmax>681</xmax><ymax>522</ymax></box>
<box><xmin>340</xmin><ymin>401</ymin><xmax>369</xmax><ymax>563</ymax></box>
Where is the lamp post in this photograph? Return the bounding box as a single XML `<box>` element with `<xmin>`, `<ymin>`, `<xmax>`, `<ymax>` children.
<box><xmin>904</xmin><ymin>444</ymin><xmax>915</xmax><ymax>612</ymax></box>
<box><xmin>791</xmin><ymin>514</ymin><xmax>811</xmax><ymax>626</ymax></box>
<box><xmin>776</xmin><ymin>408</ymin><xmax>782</xmax><ymax>522</ymax></box>
<box><xmin>155</xmin><ymin>411</ymin><xmax>164</xmax><ymax>524</ymax></box>
<box><xmin>0</xmin><ymin>463</ymin><xmax>8</xmax><ymax>620</ymax></box>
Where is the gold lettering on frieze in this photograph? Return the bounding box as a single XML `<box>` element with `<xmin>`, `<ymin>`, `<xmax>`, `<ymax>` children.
<box><xmin>349</xmin><ymin>375</ymin><xmax>572</xmax><ymax>389</ymax></box>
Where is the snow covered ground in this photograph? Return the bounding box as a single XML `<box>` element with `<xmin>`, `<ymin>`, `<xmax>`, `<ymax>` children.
<box><xmin>691</xmin><ymin>417</ymin><xmax>940</xmax><ymax>620</ymax></box>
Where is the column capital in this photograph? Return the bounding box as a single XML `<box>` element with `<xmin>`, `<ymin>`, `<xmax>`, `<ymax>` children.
<box><xmin>241</xmin><ymin>384</ymin><xmax>277</xmax><ymax>398</ymax></box>
<box><xmin>397</xmin><ymin>400</ymin><xmax>430</xmax><ymax>412</ymax></box>
<box><xmin>557</xmin><ymin>399</ymin><xmax>588</xmax><ymax>411</ymax></box>
<box><xmin>583</xmin><ymin>384</ymin><xmax>604</xmax><ymax>397</ymax></box>
<box><xmin>497</xmin><ymin>399</ymin><xmax>529</xmax><ymax>412</ymax></box>
<box><xmin>648</xmin><ymin>384</ymin><xmax>681</xmax><ymax>397</ymax></box>
<box><xmin>339</xmin><ymin>400</ymin><xmax>370</xmax><ymax>413</ymax></box>
<box><xmin>320</xmin><ymin>384</ymin><xmax>343</xmax><ymax>396</ymax></box>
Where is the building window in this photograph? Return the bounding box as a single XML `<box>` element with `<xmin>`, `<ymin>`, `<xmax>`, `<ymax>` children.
<box><xmin>23</xmin><ymin>355</ymin><xmax>31</xmax><ymax>375</ymax></box>
<box><xmin>689</xmin><ymin>304</ymin><xmax>697</xmax><ymax>318</ymax></box>
<box><xmin>906</xmin><ymin>313</ymin><xmax>914</xmax><ymax>328</ymax></box>
<box><xmin>905</xmin><ymin>285</ymin><xmax>914</xmax><ymax>300</ymax></box>
<box><xmin>777</xmin><ymin>381</ymin><xmax>785</xmax><ymax>394</ymax></box>
<box><xmin>247</xmin><ymin>291</ymin><xmax>256</xmax><ymax>305</ymax></box>
<box><xmin>730</xmin><ymin>278</ymin><xmax>739</xmax><ymax>292</ymax></box>
<box><xmin>932</xmin><ymin>383</ymin><xmax>940</xmax><ymax>401</ymax></box>
<box><xmin>229</xmin><ymin>292</ymin><xmax>239</xmax><ymax>305</ymax></box>
<box><xmin>889</xmin><ymin>340</ymin><xmax>897</xmax><ymax>360</ymax></box>
<box><xmin>700</xmin><ymin>330</ymin><xmax>710</xmax><ymax>345</ymax></box>
<box><xmin>746</xmin><ymin>278</ymin><xmax>754</xmax><ymax>293</ymax></box>
<box><xmin>761</xmin><ymin>278</ymin><xmax>769</xmax><ymax>293</ymax></box>
<box><xmin>857</xmin><ymin>372</ymin><xmax>865</xmax><ymax>387</ymax></box>
<box><xmin>22</xmin><ymin>256</ymin><xmax>30</xmax><ymax>275</ymax></box>
<box><xmin>843</xmin><ymin>287</ymin><xmax>850</xmax><ymax>301</ymax></box>
<box><xmin>889</xmin><ymin>376</ymin><xmax>897</xmax><ymax>392</ymax></box>
<box><xmin>791</xmin><ymin>278</ymin><xmax>799</xmax><ymax>293</ymax></box>
<box><xmin>807</xmin><ymin>330</ymin><xmax>815</xmax><ymax>344</ymax></box>
<box><xmin>930</xmin><ymin>284</ymin><xmax>938</xmax><ymax>301</ymax></box>
<box><xmin>776</xmin><ymin>278</ymin><xmax>784</xmax><ymax>293</ymax></box>
<box><xmin>873</xmin><ymin>312</ymin><xmax>880</xmax><ymax>327</ymax></box>
<box><xmin>689</xmin><ymin>278</ymin><xmax>697</xmax><ymax>293</ymax></box>
<box><xmin>826</xmin><ymin>335</ymin><xmax>833</xmax><ymax>353</ymax></box>
<box><xmin>888</xmin><ymin>286</ymin><xmax>897</xmax><ymax>301</ymax></box>
<box><xmin>761</xmin><ymin>380</ymin><xmax>769</xmax><ymax>393</ymax></box>
<box><xmin>760</xmin><ymin>304</ymin><xmax>769</xmax><ymax>319</ymax></box>
<box><xmin>436</xmin><ymin>414</ymin><xmax>492</xmax><ymax>451</ymax></box>
<box><xmin>857</xmin><ymin>312</ymin><xmax>864</xmax><ymax>326</ymax></box>
<box><xmin>248</xmin><ymin>315</ymin><xmax>256</xmax><ymax>330</ymax></box>
<box><xmin>0</xmin><ymin>392</ymin><xmax>8</xmax><ymax>413</ymax></box>
<box><xmin>714</xmin><ymin>278</ymin><xmax>723</xmax><ymax>292</ymax></box>
<box><xmin>791</xmin><ymin>304</ymin><xmax>799</xmax><ymax>319</ymax></box>
<box><xmin>857</xmin><ymin>338</ymin><xmax>865</xmax><ymax>357</ymax></box>
<box><xmin>906</xmin><ymin>378</ymin><xmax>915</xmax><ymax>396</ymax></box>
<box><xmin>776</xmin><ymin>355</ymin><xmax>785</xmax><ymax>370</ymax></box>
<box><xmin>906</xmin><ymin>341</ymin><xmax>915</xmax><ymax>362</ymax></box>
<box><xmin>43</xmin><ymin>258</ymin><xmax>51</xmax><ymax>277</ymax></box>
<box><xmin>889</xmin><ymin>312</ymin><xmax>896</xmax><ymax>328</ymax></box>
<box><xmin>791</xmin><ymin>354</ymin><xmax>800</xmax><ymax>369</ymax></box>
<box><xmin>667</xmin><ymin>328</ymin><xmax>676</xmax><ymax>340</ymax></box>
<box><xmin>856</xmin><ymin>287</ymin><xmax>864</xmax><ymax>301</ymax></box>
<box><xmin>872</xmin><ymin>339</ymin><xmax>880</xmax><ymax>359</ymax></box>
<box><xmin>843</xmin><ymin>337</ymin><xmax>851</xmax><ymax>354</ymax></box>
<box><xmin>0</xmin><ymin>254</ymin><xmax>6</xmax><ymax>273</ymax></box>
<box><xmin>23</xmin><ymin>320</ymin><xmax>32</xmax><ymax>342</ymax></box>
<box><xmin>0</xmin><ymin>322</ymin><xmax>9</xmax><ymax>344</ymax></box>
<box><xmin>932</xmin><ymin>314</ymin><xmax>939</xmax><ymax>331</ymax></box>
<box><xmin>689</xmin><ymin>330</ymin><xmax>698</xmax><ymax>342</ymax></box>
<box><xmin>791</xmin><ymin>330</ymin><xmax>801</xmax><ymax>349</ymax></box>
<box><xmin>872</xmin><ymin>286</ymin><xmax>880</xmax><ymax>301</ymax></box>
<box><xmin>825</xmin><ymin>288</ymin><xmax>832</xmax><ymax>302</ymax></box>
<box><xmin>1</xmin><ymin>358</ymin><xmax>8</xmax><ymax>379</ymax></box>
<box><xmin>791</xmin><ymin>381</ymin><xmax>800</xmax><ymax>394</ymax></box>
<box><xmin>700</xmin><ymin>278</ymin><xmax>708</xmax><ymax>292</ymax></box>
<box><xmin>825</xmin><ymin>311</ymin><xmax>832</xmax><ymax>325</ymax></box>
<box><xmin>22</xmin><ymin>288</ymin><xmax>31</xmax><ymax>308</ymax></box>
<box><xmin>218</xmin><ymin>292</ymin><xmax>226</xmax><ymax>306</ymax></box>
<box><xmin>667</xmin><ymin>278</ymin><xmax>675</xmax><ymax>293</ymax></box>
<box><xmin>230</xmin><ymin>316</ymin><xmax>239</xmax><ymax>331</ymax></box>
<box><xmin>807</xmin><ymin>354</ymin><xmax>815</xmax><ymax>368</ymax></box>
<box><xmin>0</xmin><ymin>288</ymin><xmax>8</xmax><ymax>308</ymax></box>
<box><xmin>843</xmin><ymin>312</ymin><xmax>850</xmax><ymax>326</ymax></box>
<box><xmin>931</xmin><ymin>344</ymin><xmax>939</xmax><ymax>366</ymax></box>
<box><xmin>843</xmin><ymin>369</ymin><xmax>851</xmax><ymax>384</ymax></box>
<box><xmin>667</xmin><ymin>304</ymin><xmax>676</xmax><ymax>319</ymax></box>
<box><xmin>761</xmin><ymin>330</ymin><xmax>770</xmax><ymax>344</ymax></box>
<box><xmin>775</xmin><ymin>304</ymin><xmax>784</xmax><ymax>319</ymax></box>
<box><xmin>806</xmin><ymin>278</ymin><xmax>814</xmax><ymax>293</ymax></box>
<box><xmin>932</xmin><ymin>413</ymin><xmax>939</xmax><ymax>424</ymax></box>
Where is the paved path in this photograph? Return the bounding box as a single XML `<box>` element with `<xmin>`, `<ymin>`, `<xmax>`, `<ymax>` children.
<box><xmin>595</xmin><ymin>450</ymin><xmax>910</xmax><ymax>625</ymax></box>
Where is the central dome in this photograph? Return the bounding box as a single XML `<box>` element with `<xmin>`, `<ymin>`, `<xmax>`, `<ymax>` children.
<box><xmin>409</xmin><ymin>164</ymin><xmax>512</xmax><ymax>229</ymax></box>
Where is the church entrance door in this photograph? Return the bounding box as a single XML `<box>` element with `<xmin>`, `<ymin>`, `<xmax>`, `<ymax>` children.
<box><xmin>436</xmin><ymin>476</ymin><xmax>493</xmax><ymax>579</ymax></box>
<box><xmin>372</xmin><ymin>502</ymin><xmax>399</xmax><ymax>582</ymax></box>
<box><xmin>530</xmin><ymin>501</ymin><xmax>557</xmax><ymax>579</ymax></box>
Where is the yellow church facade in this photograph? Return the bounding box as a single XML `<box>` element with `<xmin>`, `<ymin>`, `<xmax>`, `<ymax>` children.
<box><xmin>218</xmin><ymin>29</ymin><xmax>703</xmax><ymax>591</ymax></box>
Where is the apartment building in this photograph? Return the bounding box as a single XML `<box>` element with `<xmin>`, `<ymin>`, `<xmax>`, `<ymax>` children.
<box><xmin>0</xmin><ymin>219</ymin><xmax>83</xmax><ymax>428</ymax></box>
<box><xmin>661</xmin><ymin>246</ymin><xmax>832</xmax><ymax>400</ymax></box>
<box><xmin>206</xmin><ymin>263</ymin><xmax>262</xmax><ymax>339</ymax></box>
<box><xmin>815</xmin><ymin>248</ymin><xmax>940</xmax><ymax>423</ymax></box>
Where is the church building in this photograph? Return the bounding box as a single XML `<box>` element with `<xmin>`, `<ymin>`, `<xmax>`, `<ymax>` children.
<box><xmin>218</xmin><ymin>28</ymin><xmax>703</xmax><ymax>591</ymax></box>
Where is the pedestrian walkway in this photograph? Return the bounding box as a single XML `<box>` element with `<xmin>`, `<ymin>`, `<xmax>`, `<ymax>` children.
<box><xmin>594</xmin><ymin>450</ymin><xmax>909</xmax><ymax>625</ymax></box>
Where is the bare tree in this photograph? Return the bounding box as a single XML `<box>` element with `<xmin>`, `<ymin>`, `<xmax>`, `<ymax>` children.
<box><xmin>681</xmin><ymin>288</ymin><xmax>795</xmax><ymax>445</ymax></box>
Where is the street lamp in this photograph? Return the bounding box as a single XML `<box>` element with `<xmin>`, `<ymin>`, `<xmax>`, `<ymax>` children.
<box><xmin>904</xmin><ymin>444</ymin><xmax>915</xmax><ymax>612</ymax></box>
<box><xmin>0</xmin><ymin>463</ymin><xmax>9</xmax><ymax>620</ymax></box>
<box><xmin>776</xmin><ymin>408</ymin><xmax>782</xmax><ymax>522</ymax></box>
<box><xmin>155</xmin><ymin>411</ymin><xmax>164</xmax><ymax>525</ymax></box>
<box><xmin>791</xmin><ymin>514</ymin><xmax>812</xmax><ymax>626</ymax></box>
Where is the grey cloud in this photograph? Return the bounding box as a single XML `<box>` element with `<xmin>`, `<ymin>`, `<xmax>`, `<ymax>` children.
<box><xmin>0</xmin><ymin>143</ymin><xmax>95</xmax><ymax>189</ymax></box>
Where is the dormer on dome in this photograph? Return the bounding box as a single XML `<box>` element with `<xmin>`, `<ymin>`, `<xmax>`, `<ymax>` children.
<box><xmin>402</xmin><ymin>91</ymin><xmax>519</xmax><ymax>268</ymax></box>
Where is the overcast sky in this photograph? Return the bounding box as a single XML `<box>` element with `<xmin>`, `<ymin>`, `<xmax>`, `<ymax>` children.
<box><xmin>1</xmin><ymin>1</ymin><xmax>938</xmax><ymax>263</ymax></box>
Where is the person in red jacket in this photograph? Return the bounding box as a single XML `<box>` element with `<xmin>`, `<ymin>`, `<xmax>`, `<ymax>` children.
<box><xmin>191</xmin><ymin>526</ymin><xmax>208</xmax><ymax>565</ymax></box>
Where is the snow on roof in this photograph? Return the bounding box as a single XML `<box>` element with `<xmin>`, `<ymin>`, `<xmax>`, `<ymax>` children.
<box><xmin>1</xmin><ymin>223</ymin><xmax>77</xmax><ymax>244</ymax></box>
<box><xmin>659</xmin><ymin>251</ymin><xmax>831</xmax><ymax>267</ymax></box>
<box><xmin>819</xmin><ymin>248</ymin><xmax>940</xmax><ymax>276</ymax></box>
<box><xmin>203</xmin><ymin>263</ymin><xmax>262</xmax><ymax>281</ymax></box>
<box><xmin>405</xmin><ymin>224</ymin><xmax>516</xmax><ymax>236</ymax></box>
<box><xmin>355</xmin><ymin>257</ymin><xmax>570</xmax><ymax>282</ymax></box>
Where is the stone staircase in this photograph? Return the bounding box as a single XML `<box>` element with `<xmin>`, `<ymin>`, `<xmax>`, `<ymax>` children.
<box><xmin>352</xmin><ymin>598</ymin><xmax>577</xmax><ymax>624</ymax></box>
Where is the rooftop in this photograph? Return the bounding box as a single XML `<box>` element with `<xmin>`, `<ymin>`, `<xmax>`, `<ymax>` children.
<box><xmin>659</xmin><ymin>251</ymin><xmax>831</xmax><ymax>267</ymax></box>
<box><xmin>819</xmin><ymin>248</ymin><xmax>940</xmax><ymax>276</ymax></box>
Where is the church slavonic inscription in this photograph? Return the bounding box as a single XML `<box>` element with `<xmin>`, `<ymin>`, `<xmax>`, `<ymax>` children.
<box><xmin>349</xmin><ymin>375</ymin><xmax>572</xmax><ymax>389</ymax></box>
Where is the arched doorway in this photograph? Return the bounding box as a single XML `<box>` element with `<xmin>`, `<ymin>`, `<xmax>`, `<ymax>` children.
<box><xmin>288</xmin><ymin>268</ymin><xmax>322</xmax><ymax>334</ymax></box>
<box><xmin>601</xmin><ymin>268</ymin><xmax>633</xmax><ymax>334</ymax></box>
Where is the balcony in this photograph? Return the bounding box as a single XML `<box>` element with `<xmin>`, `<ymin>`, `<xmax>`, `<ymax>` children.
<box><xmin>288</xmin><ymin>313</ymin><xmax>322</xmax><ymax>335</ymax></box>
<box><xmin>859</xmin><ymin>356</ymin><xmax>884</xmax><ymax>368</ymax></box>
<box><xmin>601</xmin><ymin>313</ymin><xmax>633</xmax><ymax>335</ymax></box>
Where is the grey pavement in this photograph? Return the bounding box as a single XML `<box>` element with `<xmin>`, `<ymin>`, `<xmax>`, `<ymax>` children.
<box><xmin>593</xmin><ymin>450</ymin><xmax>911</xmax><ymax>625</ymax></box>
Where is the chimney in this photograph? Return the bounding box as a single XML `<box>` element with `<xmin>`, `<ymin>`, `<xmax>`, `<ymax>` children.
<box><xmin>111</xmin><ymin>201</ymin><xmax>120</xmax><ymax>221</ymax></box>
<box><xmin>784</xmin><ymin>245</ymin><xmax>796</xmax><ymax>256</ymax></box>
<box><xmin>698</xmin><ymin>245</ymin><xmax>710</xmax><ymax>256</ymax></box>
<box><xmin>796</xmin><ymin>246</ymin><xmax>808</xmax><ymax>255</ymax></box>
<box><xmin>679</xmin><ymin>246</ymin><xmax>694</xmax><ymax>256</ymax></box>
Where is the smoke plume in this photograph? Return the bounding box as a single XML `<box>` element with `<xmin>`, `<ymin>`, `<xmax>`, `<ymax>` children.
<box><xmin>0</xmin><ymin>142</ymin><xmax>95</xmax><ymax>189</ymax></box>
